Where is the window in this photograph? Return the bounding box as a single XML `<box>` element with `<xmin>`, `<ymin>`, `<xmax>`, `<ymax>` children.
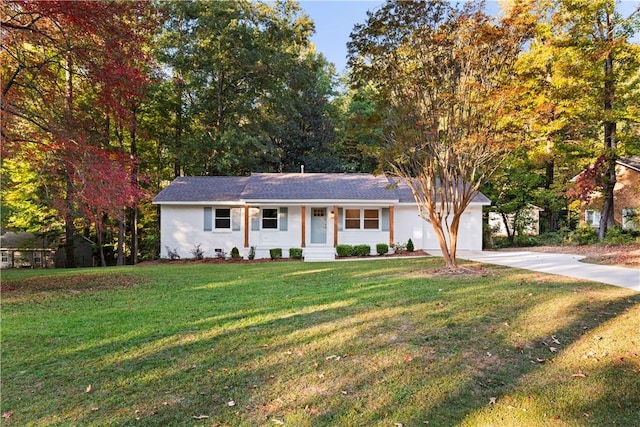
<box><xmin>1</xmin><ymin>251</ymin><xmax>7</xmax><ymax>263</ymax></box>
<box><xmin>344</xmin><ymin>208</ymin><xmax>380</xmax><ymax>230</ymax></box>
<box><xmin>364</xmin><ymin>209</ymin><xmax>379</xmax><ymax>229</ymax></box>
<box><xmin>215</xmin><ymin>208</ymin><xmax>231</xmax><ymax>229</ymax></box>
<box><xmin>623</xmin><ymin>208</ymin><xmax>638</xmax><ymax>230</ymax></box>
<box><xmin>262</xmin><ymin>208</ymin><xmax>278</xmax><ymax>229</ymax></box>
<box><xmin>585</xmin><ymin>210</ymin><xmax>601</xmax><ymax>228</ymax></box>
<box><xmin>345</xmin><ymin>209</ymin><xmax>361</xmax><ymax>229</ymax></box>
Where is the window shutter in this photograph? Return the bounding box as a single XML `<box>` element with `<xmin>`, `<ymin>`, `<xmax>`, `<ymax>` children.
<box><xmin>204</xmin><ymin>207</ymin><xmax>212</xmax><ymax>231</ymax></box>
<box><xmin>279</xmin><ymin>207</ymin><xmax>288</xmax><ymax>231</ymax></box>
<box><xmin>381</xmin><ymin>208</ymin><xmax>390</xmax><ymax>231</ymax></box>
<box><xmin>338</xmin><ymin>208</ymin><xmax>344</xmax><ymax>231</ymax></box>
<box><xmin>232</xmin><ymin>208</ymin><xmax>241</xmax><ymax>231</ymax></box>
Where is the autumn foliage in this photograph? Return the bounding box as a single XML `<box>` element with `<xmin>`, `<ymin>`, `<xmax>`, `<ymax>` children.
<box><xmin>1</xmin><ymin>0</ymin><xmax>156</xmax><ymax>265</ymax></box>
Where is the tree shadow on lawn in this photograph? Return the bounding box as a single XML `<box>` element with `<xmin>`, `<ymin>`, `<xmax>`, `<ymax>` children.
<box><xmin>2</xmin><ymin>259</ymin><xmax>639</xmax><ymax>426</ymax></box>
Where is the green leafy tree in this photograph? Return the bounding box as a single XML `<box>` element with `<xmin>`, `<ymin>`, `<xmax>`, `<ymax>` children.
<box><xmin>152</xmin><ymin>0</ymin><xmax>315</xmax><ymax>177</ymax></box>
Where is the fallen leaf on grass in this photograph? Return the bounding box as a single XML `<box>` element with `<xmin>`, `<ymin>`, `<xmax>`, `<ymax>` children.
<box><xmin>192</xmin><ymin>415</ymin><xmax>209</xmax><ymax>420</ymax></box>
<box><xmin>2</xmin><ymin>412</ymin><xmax>14</xmax><ymax>419</ymax></box>
<box><xmin>227</xmin><ymin>400</ymin><xmax>236</xmax><ymax>407</ymax></box>
<box><xmin>551</xmin><ymin>335</ymin><xmax>561</xmax><ymax>345</ymax></box>
<box><xmin>572</xmin><ymin>370</ymin><xmax>587</xmax><ymax>378</ymax></box>
<box><xmin>91</xmin><ymin>407</ymin><xmax>99</xmax><ymax>412</ymax></box>
<box><xmin>85</xmin><ymin>384</ymin><xmax>92</xmax><ymax>393</ymax></box>
<box><xmin>549</xmin><ymin>347</ymin><xmax>558</xmax><ymax>353</ymax></box>
<box><xmin>272</xmin><ymin>419</ymin><xmax>285</xmax><ymax>425</ymax></box>
<box><xmin>326</xmin><ymin>355</ymin><xmax>341</xmax><ymax>361</ymax></box>
<box><xmin>489</xmin><ymin>397</ymin><xmax>497</xmax><ymax>405</ymax></box>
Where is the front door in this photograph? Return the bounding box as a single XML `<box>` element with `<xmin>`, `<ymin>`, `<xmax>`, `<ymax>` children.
<box><xmin>310</xmin><ymin>208</ymin><xmax>327</xmax><ymax>244</ymax></box>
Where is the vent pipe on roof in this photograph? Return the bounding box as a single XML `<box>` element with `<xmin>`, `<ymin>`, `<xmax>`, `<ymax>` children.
<box><xmin>300</xmin><ymin>165</ymin><xmax>304</xmax><ymax>174</ymax></box>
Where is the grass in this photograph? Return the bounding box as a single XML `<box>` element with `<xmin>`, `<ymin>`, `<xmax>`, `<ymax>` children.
<box><xmin>1</xmin><ymin>258</ymin><xmax>639</xmax><ymax>426</ymax></box>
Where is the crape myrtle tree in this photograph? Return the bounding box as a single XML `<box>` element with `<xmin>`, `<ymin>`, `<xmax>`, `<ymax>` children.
<box><xmin>347</xmin><ymin>0</ymin><xmax>534</xmax><ymax>269</ymax></box>
<box><xmin>1</xmin><ymin>0</ymin><xmax>156</xmax><ymax>266</ymax></box>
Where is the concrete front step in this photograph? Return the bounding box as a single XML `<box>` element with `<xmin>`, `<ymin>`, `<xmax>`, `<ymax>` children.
<box><xmin>303</xmin><ymin>247</ymin><xmax>336</xmax><ymax>262</ymax></box>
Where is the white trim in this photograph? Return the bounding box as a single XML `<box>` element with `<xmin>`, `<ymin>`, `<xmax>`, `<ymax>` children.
<box><xmin>244</xmin><ymin>199</ymin><xmax>398</xmax><ymax>205</ymax></box>
<box><xmin>154</xmin><ymin>201</ymin><xmax>243</xmax><ymax>206</ymax></box>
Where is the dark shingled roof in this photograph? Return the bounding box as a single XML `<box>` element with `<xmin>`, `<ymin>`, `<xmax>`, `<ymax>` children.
<box><xmin>618</xmin><ymin>156</ymin><xmax>640</xmax><ymax>173</ymax></box>
<box><xmin>387</xmin><ymin>177</ymin><xmax>491</xmax><ymax>204</ymax></box>
<box><xmin>241</xmin><ymin>173</ymin><xmax>397</xmax><ymax>200</ymax></box>
<box><xmin>153</xmin><ymin>173</ymin><xmax>491</xmax><ymax>204</ymax></box>
<box><xmin>152</xmin><ymin>176</ymin><xmax>250</xmax><ymax>202</ymax></box>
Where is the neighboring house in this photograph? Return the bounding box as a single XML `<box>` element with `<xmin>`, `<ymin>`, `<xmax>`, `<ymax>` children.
<box><xmin>580</xmin><ymin>157</ymin><xmax>640</xmax><ymax>230</ymax></box>
<box><xmin>53</xmin><ymin>234</ymin><xmax>96</xmax><ymax>268</ymax></box>
<box><xmin>152</xmin><ymin>173</ymin><xmax>491</xmax><ymax>261</ymax></box>
<box><xmin>0</xmin><ymin>230</ymin><xmax>96</xmax><ymax>269</ymax></box>
<box><xmin>488</xmin><ymin>204</ymin><xmax>542</xmax><ymax>237</ymax></box>
<box><xmin>0</xmin><ymin>231</ymin><xmax>57</xmax><ymax>269</ymax></box>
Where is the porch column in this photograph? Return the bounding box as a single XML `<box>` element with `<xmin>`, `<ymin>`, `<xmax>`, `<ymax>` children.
<box><xmin>301</xmin><ymin>206</ymin><xmax>306</xmax><ymax>247</ymax></box>
<box><xmin>333</xmin><ymin>205</ymin><xmax>339</xmax><ymax>247</ymax></box>
<box><xmin>244</xmin><ymin>204</ymin><xmax>249</xmax><ymax>248</ymax></box>
<box><xmin>389</xmin><ymin>205</ymin><xmax>395</xmax><ymax>246</ymax></box>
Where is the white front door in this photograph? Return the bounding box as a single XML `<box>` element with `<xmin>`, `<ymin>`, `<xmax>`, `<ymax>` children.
<box><xmin>310</xmin><ymin>208</ymin><xmax>327</xmax><ymax>244</ymax></box>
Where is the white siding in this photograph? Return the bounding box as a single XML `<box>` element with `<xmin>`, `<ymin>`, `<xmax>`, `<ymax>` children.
<box><xmin>160</xmin><ymin>202</ymin><xmax>486</xmax><ymax>259</ymax></box>
<box><xmin>160</xmin><ymin>205</ymin><xmax>245</xmax><ymax>259</ymax></box>
<box><xmin>394</xmin><ymin>204</ymin><xmax>484</xmax><ymax>251</ymax></box>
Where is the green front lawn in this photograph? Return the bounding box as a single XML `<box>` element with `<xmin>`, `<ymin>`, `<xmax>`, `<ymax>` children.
<box><xmin>2</xmin><ymin>258</ymin><xmax>639</xmax><ymax>426</ymax></box>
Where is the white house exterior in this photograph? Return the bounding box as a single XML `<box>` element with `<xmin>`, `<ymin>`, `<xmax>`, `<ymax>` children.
<box><xmin>152</xmin><ymin>173</ymin><xmax>490</xmax><ymax>261</ymax></box>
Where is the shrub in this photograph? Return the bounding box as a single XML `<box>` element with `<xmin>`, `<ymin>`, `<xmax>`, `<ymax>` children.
<box><xmin>406</xmin><ymin>238</ymin><xmax>415</xmax><ymax>252</ymax></box>
<box><xmin>214</xmin><ymin>249</ymin><xmax>226</xmax><ymax>259</ymax></box>
<box><xmin>269</xmin><ymin>248</ymin><xmax>282</xmax><ymax>260</ymax></box>
<box><xmin>336</xmin><ymin>244</ymin><xmax>353</xmax><ymax>257</ymax></box>
<box><xmin>392</xmin><ymin>242</ymin><xmax>407</xmax><ymax>253</ymax></box>
<box><xmin>230</xmin><ymin>247</ymin><xmax>241</xmax><ymax>259</ymax></box>
<box><xmin>513</xmin><ymin>234</ymin><xmax>540</xmax><ymax>247</ymax></box>
<box><xmin>165</xmin><ymin>246</ymin><xmax>180</xmax><ymax>260</ymax></box>
<box><xmin>190</xmin><ymin>244</ymin><xmax>204</xmax><ymax>260</ymax></box>
<box><xmin>565</xmin><ymin>225</ymin><xmax>598</xmax><ymax>246</ymax></box>
<box><xmin>353</xmin><ymin>244</ymin><xmax>371</xmax><ymax>257</ymax></box>
<box><xmin>376</xmin><ymin>243</ymin><xmax>389</xmax><ymax>255</ymax></box>
<box><xmin>289</xmin><ymin>248</ymin><xmax>303</xmax><ymax>259</ymax></box>
<box><xmin>603</xmin><ymin>226</ymin><xmax>637</xmax><ymax>245</ymax></box>
<box><xmin>248</xmin><ymin>246</ymin><xmax>256</xmax><ymax>260</ymax></box>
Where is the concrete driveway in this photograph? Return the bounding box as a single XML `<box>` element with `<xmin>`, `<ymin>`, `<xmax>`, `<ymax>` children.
<box><xmin>456</xmin><ymin>250</ymin><xmax>640</xmax><ymax>292</ymax></box>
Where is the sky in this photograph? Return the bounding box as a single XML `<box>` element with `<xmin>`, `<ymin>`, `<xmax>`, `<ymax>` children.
<box><xmin>299</xmin><ymin>1</ymin><xmax>383</xmax><ymax>73</ymax></box>
<box><xmin>299</xmin><ymin>0</ymin><xmax>640</xmax><ymax>74</ymax></box>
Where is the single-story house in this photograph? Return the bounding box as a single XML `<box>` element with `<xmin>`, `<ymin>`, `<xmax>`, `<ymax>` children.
<box><xmin>152</xmin><ymin>173</ymin><xmax>491</xmax><ymax>261</ymax></box>
<box><xmin>0</xmin><ymin>230</ymin><xmax>96</xmax><ymax>269</ymax></box>
<box><xmin>0</xmin><ymin>231</ymin><xmax>57</xmax><ymax>269</ymax></box>
<box><xmin>580</xmin><ymin>157</ymin><xmax>640</xmax><ymax>230</ymax></box>
<box><xmin>488</xmin><ymin>204</ymin><xmax>543</xmax><ymax>237</ymax></box>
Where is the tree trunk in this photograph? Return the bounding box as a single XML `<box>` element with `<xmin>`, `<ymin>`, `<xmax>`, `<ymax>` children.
<box><xmin>117</xmin><ymin>212</ymin><xmax>125</xmax><ymax>266</ymax></box>
<box><xmin>64</xmin><ymin>213</ymin><xmax>76</xmax><ymax>268</ymax></box>
<box><xmin>96</xmin><ymin>224</ymin><xmax>107</xmax><ymax>267</ymax></box>
<box><xmin>542</xmin><ymin>158</ymin><xmax>556</xmax><ymax>232</ymax></box>
<box><xmin>430</xmin><ymin>213</ymin><xmax>458</xmax><ymax>270</ymax></box>
<box><xmin>598</xmin><ymin>36</ymin><xmax>616</xmax><ymax>240</ymax></box>
<box><xmin>501</xmin><ymin>212</ymin><xmax>514</xmax><ymax>244</ymax></box>
<box><xmin>130</xmin><ymin>113</ymin><xmax>139</xmax><ymax>264</ymax></box>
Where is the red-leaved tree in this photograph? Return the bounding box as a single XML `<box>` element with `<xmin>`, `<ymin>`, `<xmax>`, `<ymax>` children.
<box><xmin>1</xmin><ymin>0</ymin><xmax>157</xmax><ymax>266</ymax></box>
